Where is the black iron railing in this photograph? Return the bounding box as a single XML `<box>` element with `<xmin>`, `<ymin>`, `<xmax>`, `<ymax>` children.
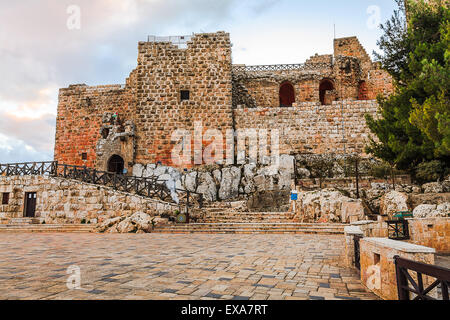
<box><xmin>232</xmin><ymin>63</ymin><xmax>329</xmax><ymax>73</ymax></box>
<box><xmin>354</xmin><ymin>234</ymin><xmax>363</xmax><ymax>271</ymax></box>
<box><xmin>0</xmin><ymin>161</ymin><xmax>203</xmax><ymax>217</ymax></box>
<box><xmin>387</xmin><ymin>219</ymin><xmax>410</xmax><ymax>240</ymax></box>
<box><xmin>395</xmin><ymin>256</ymin><xmax>450</xmax><ymax>300</ymax></box>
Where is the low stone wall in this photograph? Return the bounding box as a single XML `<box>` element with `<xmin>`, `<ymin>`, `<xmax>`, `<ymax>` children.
<box><xmin>360</xmin><ymin>238</ymin><xmax>436</xmax><ymax>300</ymax></box>
<box><xmin>407</xmin><ymin>218</ymin><xmax>450</xmax><ymax>253</ymax></box>
<box><xmin>349</xmin><ymin>218</ymin><xmax>449</xmax><ymax>253</ymax></box>
<box><xmin>0</xmin><ymin>175</ymin><xmax>178</xmax><ymax>224</ymax></box>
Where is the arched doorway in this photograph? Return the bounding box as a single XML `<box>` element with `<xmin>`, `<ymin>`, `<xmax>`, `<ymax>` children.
<box><xmin>279</xmin><ymin>82</ymin><xmax>295</xmax><ymax>107</ymax></box>
<box><xmin>319</xmin><ymin>79</ymin><xmax>335</xmax><ymax>105</ymax></box>
<box><xmin>358</xmin><ymin>81</ymin><xmax>369</xmax><ymax>100</ymax></box>
<box><xmin>107</xmin><ymin>155</ymin><xmax>125</xmax><ymax>174</ymax></box>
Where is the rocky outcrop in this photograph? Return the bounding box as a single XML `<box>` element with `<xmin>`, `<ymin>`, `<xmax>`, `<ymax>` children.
<box><xmin>247</xmin><ymin>189</ymin><xmax>290</xmax><ymax>212</ymax></box>
<box><xmin>133</xmin><ymin>157</ymin><xmax>295</xmax><ymax>203</ymax></box>
<box><xmin>379</xmin><ymin>191</ymin><xmax>409</xmax><ymax>218</ymax></box>
<box><xmin>293</xmin><ymin>189</ymin><xmax>366</xmax><ymax>223</ymax></box>
<box><xmin>413</xmin><ymin>203</ymin><xmax>450</xmax><ymax>218</ymax></box>
<box><xmin>423</xmin><ymin>182</ymin><xmax>445</xmax><ymax>194</ymax></box>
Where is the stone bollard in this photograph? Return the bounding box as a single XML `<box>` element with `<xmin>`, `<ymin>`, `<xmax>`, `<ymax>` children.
<box><xmin>360</xmin><ymin>238</ymin><xmax>435</xmax><ymax>300</ymax></box>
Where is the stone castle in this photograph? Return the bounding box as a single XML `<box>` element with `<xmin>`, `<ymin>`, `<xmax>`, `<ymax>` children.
<box><xmin>54</xmin><ymin>32</ymin><xmax>393</xmax><ymax>174</ymax></box>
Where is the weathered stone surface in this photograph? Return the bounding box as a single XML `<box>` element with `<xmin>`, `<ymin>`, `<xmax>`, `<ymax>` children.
<box><xmin>184</xmin><ymin>172</ymin><xmax>198</xmax><ymax>193</ymax></box>
<box><xmin>219</xmin><ymin>167</ymin><xmax>241</xmax><ymax>200</ymax></box>
<box><xmin>423</xmin><ymin>182</ymin><xmax>444</xmax><ymax>194</ymax></box>
<box><xmin>412</xmin><ymin>202</ymin><xmax>450</xmax><ymax>218</ymax></box>
<box><xmin>412</xmin><ymin>204</ymin><xmax>439</xmax><ymax>218</ymax></box>
<box><xmin>247</xmin><ymin>189</ymin><xmax>290</xmax><ymax>212</ymax></box>
<box><xmin>409</xmin><ymin>193</ymin><xmax>450</xmax><ymax>208</ymax></box>
<box><xmin>379</xmin><ymin>191</ymin><xmax>409</xmax><ymax>218</ymax></box>
<box><xmin>0</xmin><ymin>175</ymin><xmax>178</xmax><ymax>225</ymax></box>
<box><xmin>196</xmin><ymin>172</ymin><xmax>217</xmax><ymax>202</ymax></box>
<box><xmin>293</xmin><ymin>189</ymin><xmax>366</xmax><ymax>223</ymax></box>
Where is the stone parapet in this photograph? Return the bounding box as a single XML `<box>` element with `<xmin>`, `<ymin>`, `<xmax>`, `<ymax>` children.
<box><xmin>360</xmin><ymin>237</ymin><xmax>436</xmax><ymax>300</ymax></box>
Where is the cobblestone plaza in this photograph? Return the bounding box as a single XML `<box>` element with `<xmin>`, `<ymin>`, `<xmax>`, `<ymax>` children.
<box><xmin>0</xmin><ymin>233</ymin><xmax>377</xmax><ymax>300</ymax></box>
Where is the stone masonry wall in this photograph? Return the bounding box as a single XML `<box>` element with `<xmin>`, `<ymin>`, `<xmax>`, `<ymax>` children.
<box><xmin>407</xmin><ymin>218</ymin><xmax>450</xmax><ymax>253</ymax></box>
<box><xmin>234</xmin><ymin>99</ymin><xmax>379</xmax><ymax>155</ymax></box>
<box><xmin>54</xmin><ymin>32</ymin><xmax>393</xmax><ymax>171</ymax></box>
<box><xmin>54</xmin><ymin>83</ymin><xmax>136</xmax><ymax>170</ymax></box>
<box><xmin>0</xmin><ymin>175</ymin><xmax>177</xmax><ymax>224</ymax></box>
<box><xmin>134</xmin><ymin>32</ymin><xmax>234</xmax><ymax>167</ymax></box>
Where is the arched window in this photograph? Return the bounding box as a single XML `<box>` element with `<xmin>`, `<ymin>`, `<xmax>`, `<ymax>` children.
<box><xmin>107</xmin><ymin>155</ymin><xmax>125</xmax><ymax>174</ymax></box>
<box><xmin>319</xmin><ymin>79</ymin><xmax>335</xmax><ymax>105</ymax></box>
<box><xmin>358</xmin><ymin>81</ymin><xmax>369</xmax><ymax>100</ymax></box>
<box><xmin>279</xmin><ymin>82</ymin><xmax>295</xmax><ymax>107</ymax></box>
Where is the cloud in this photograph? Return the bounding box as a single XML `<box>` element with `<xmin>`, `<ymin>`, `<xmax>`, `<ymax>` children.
<box><xmin>0</xmin><ymin>0</ymin><xmax>394</xmax><ymax>163</ymax></box>
<box><xmin>0</xmin><ymin>112</ymin><xmax>55</xmax><ymax>162</ymax></box>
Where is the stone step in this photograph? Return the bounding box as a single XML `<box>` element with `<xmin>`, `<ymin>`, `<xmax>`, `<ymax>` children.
<box><xmin>153</xmin><ymin>223</ymin><xmax>345</xmax><ymax>235</ymax></box>
<box><xmin>153</xmin><ymin>228</ymin><xmax>344</xmax><ymax>235</ymax></box>
<box><xmin>156</xmin><ymin>223</ymin><xmax>345</xmax><ymax>229</ymax></box>
<box><xmin>8</xmin><ymin>218</ymin><xmax>42</xmax><ymax>225</ymax></box>
<box><xmin>0</xmin><ymin>224</ymin><xmax>95</xmax><ymax>233</ymax></box>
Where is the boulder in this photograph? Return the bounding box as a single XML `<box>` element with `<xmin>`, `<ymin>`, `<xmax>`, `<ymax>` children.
<box><xmin>297</xmin><ymin>168</ymin><xmax>311</xmax><ymax>179</ymax></box>
<box><xmin>219</xmin><ymin>167</ymin><xmax>241</xmax><ymax>200</ymax></box>
<box><xmin>196</xmin><ymin>172</ymin><xmax>217</xmax><ymax>202</ymax></box>
<box><xmin>412</xmin><ymin>204</ymin><xmax>437</xmax><ymax>218</ymax></box>
<box><xmin>379</xmin><ymin>191</ymin><xmax>409</xmax><ymax>218</ymax></box>
<box><xmin>423</xmin><ymin>182</ymin><xmax>444</xmax><ymax>194</ymax></box>
<box><xmin>413</xmin><ymin>203</ymin><xmax>450</xmax><ymax>218</ymax></box>
<box><xmin>116</xmin><ymin>217</ymin><xmax>136</xmax><ymax>233</ymax></box>
<box><xmin>241</xmin><ymin>164</ymin><xmax>256</xmax><ymax>194</ymax></box>
<box><xmin>96</xmin><ymin>216</ymin><xmax>123</xmax><ymax>233</ymax></box>
<box><xmin>294</xmin><ymin>189</ymin><xmax>365</xmax><ymax>223</ymax></box>
<box><xmin>130</xmin><ymin>211</ymin><xmax>153</xmax><ymax>232</ymax></box>
<box><xmin>184</xmin><ymin>172</ymin><xmax>198</xmax><ymax>192</ymax></box>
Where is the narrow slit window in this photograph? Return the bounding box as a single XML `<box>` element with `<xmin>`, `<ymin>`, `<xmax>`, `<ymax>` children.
<box><xmin>81</xmin><ymin>153</ymin><xmax>88</xmax><ymax>160</ymax></box>
<box><xmin>180</xmin><ymin>90</ymin><xmax>190</xmax><ymax>101</ymax></box>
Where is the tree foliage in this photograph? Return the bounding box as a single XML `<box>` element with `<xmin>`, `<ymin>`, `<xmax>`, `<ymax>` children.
<box><xmin>366</xmin><ymin>0</ymin><xmax>449</xmax><ymax>173</ymax></box>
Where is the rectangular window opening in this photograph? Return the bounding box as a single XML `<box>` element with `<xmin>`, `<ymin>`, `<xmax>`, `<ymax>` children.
<box><xmin>2</xmin><ymin>192</ymin><xmax>9</xmax><ymax>205</ymax></box>
<box><xmin>81</xmin><ymin>153</ymin><xmax>87</xmax><ymax>160</ymax></box>
<box><xmin>180</xmin><ymin>90</ymin><xmax>190</xmax><ymax>101</ymax></box>
<box><xmin>374</xmin><ymin>253</ymin><xmax>381</xmax><ymax>265</ymax></box>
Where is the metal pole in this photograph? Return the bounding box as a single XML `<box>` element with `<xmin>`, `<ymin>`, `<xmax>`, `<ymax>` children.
<box><xmin>355</xmin><ymin>157</ymin><xmax>360</xmax><ymax>199</ymax></box>
<box><xmin>186</xmin><ymin>191</ymin><xmax>190</xmax><ymax>224</ymax></box>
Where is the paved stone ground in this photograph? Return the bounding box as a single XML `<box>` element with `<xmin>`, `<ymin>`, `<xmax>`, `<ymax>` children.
<box><xmin>0</xmin><ymin>234</ymin><xmax>378</xmax><ymax>300</ymax></box>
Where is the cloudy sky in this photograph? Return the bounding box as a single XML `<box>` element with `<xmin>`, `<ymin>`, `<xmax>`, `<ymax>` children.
<box><xmin>0</xmin><ymin>0</ymin><xmax>397</xmax><ymax>163</ymax></box>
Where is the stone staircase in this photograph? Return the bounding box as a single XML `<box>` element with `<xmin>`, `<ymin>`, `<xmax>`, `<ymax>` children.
<box><xmin>153</xmin><ymin>206</ymin><xmax>346</xmax><ymax>235</ymax></box>
<box><xmin>0</xmin><ymin>218</ymin><xmax>95</xmax><ymax>233</ymax></box>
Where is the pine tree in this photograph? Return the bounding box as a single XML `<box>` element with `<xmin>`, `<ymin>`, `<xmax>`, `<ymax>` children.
<box><xmin>365</xmin><ymin>0</ymin><xmax>449</xmax><ymax>174</ymax></box>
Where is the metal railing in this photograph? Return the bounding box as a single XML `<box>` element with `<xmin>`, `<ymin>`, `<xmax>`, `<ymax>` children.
<box><xmin>232</xmin><ymin>63</ymin><xmax>330</xmax><ymax>73</ymax></box>
<box><xmin>387</xmin><ymin>219</ymin><xmax>410</xmax><ymax>240</ymax></box>
<box><xmin>0</xmin><ymin>161</ymin><xmax>203</xmax><ymax>217</ymax></box>
<box><xmin>395</xmin><ymin>256</ymin><xmax>450</xmax><ymax>300</ymax></box>
<box><xmin>354</xmin><ymin>234</ymin><xmax>363</xmax><ymax>271</ymax></box>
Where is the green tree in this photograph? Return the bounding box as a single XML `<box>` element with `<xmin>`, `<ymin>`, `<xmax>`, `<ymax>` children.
<box><xmin>365</xmin><ymin>0</ymin><xmax>450</xmax><ymax>172</ymax></box>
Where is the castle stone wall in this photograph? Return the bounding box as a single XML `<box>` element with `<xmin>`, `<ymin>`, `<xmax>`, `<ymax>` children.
<box><xmin>234</xmin><ymin>100</ymin><xmax>379</xmax><ymax>155</ymax></box>
<box><xmin>134</xmin><ymin>32</ymin><xmax>234</xmax><ymax>167</ymax></box>
<box><xmin>54</xmin><ymin>83</ymin><xmax>136</xmax><ymax>170</ymax></box>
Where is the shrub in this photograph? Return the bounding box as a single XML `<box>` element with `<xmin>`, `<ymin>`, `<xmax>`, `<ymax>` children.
<box><xmin>415</xmin><ymin>160</ymin><xmax>446</xmax><ymax>183</ymax></box>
